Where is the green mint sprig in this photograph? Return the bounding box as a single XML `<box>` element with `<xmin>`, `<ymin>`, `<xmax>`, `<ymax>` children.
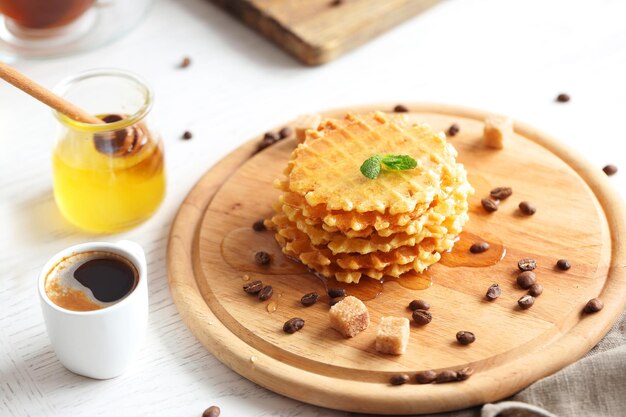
<box><xmin>360</xmin><ymin>154</ymin><xmax>417</xmax><ymax>179</ymax></box>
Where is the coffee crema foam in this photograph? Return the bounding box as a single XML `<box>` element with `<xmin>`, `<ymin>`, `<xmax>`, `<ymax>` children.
<box><xmin>45</xmin><ymin>251</ymin><xmax>137</xmax><ymax>312</ymax></box>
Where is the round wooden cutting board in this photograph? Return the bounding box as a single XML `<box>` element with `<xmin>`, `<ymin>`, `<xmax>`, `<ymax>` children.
<box><xmin>167</xmin><ymin>103</ymin><xmax>626</xmax><ymax>415</ymax></box>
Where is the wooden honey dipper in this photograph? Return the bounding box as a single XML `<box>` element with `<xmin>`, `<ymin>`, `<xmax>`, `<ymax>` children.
<box><xmin>0</xmin><ymin>62</ymin><xmax>104</xmax><ymax>125</ymax></box>
<box><xmin>0</xmin><ymin>63</ymin><xmax>143</xmax><ymax>156</ymax></box>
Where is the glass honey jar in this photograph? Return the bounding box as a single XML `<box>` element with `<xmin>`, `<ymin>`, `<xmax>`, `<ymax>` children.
<box><xmin>52</xmin><ymin>69</ymin><xmax>165</xmax><ymax>233</ymax></box>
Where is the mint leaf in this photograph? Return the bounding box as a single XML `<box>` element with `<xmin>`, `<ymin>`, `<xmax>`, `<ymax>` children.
<box><xmin>360</xmin><ymin>154</ymin><xmax>383</xmax><ymax>179</ymax></box>
<box><xmin>360</xmin><ymin>154</ymin><xmax>417</xmax><ymax>179</ymax></box>
<box><xmin>381</xmin><ymin>154</ymin><xmax>417</xmax><ymax>170</ymax></box>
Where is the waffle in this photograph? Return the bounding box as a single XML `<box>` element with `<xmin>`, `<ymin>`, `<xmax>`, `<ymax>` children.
<box><xmin>267</xmin><ymin>215</ymin><xmax>457</xmax><ymax>283</ymax></box>
<box><xmin>274</xmin><ymin>225</ymin><xmax>443</xmax><ymax>283</ymax></box>
<box><xmin>277</xmin><ymin>187</ymin><xmax>432</xmax><ymax>232</ymax></box>
<box><xmin>266</xmin><ymin>111</ymin><xmax>473</xmax><ymax>284</ymax></box>
<box><xmin>276</xmin><ymin>189</ymin><xmax>468</xmax><ymax>255</ymax></box>
<box><xmin>278</xmin><ymin>166</ymin><xmax>472</xmax><ymax>245</ymax></box>
<box><xmin>283</xmin><ymin>112</ymin><xmax>460</xmax><ymax>214</ymax></box>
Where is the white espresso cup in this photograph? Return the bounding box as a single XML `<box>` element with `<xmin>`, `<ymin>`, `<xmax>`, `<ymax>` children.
<box><xmin>38</xmin><ymin>240</ymin><xmax>148</xmax><ymax>379</ymax></box>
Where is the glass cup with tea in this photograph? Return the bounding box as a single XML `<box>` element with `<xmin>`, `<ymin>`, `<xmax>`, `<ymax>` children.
<box><xmin>0</xmin><ymin>0</ymin><xmax>153</xmax><ymax>59</ymax></box>
<box><xmin>38</xmin><ymin>240</ymin><xmax>148</xmax><ymax>379</ymax></box>
<box><xmin>0</xmin><ymin>0</ymin><xmax>94</xmax><ymax>33</ymax></box>
<box><xmin>51</xmin><ymin>69</ymin><xmax>166</xmax><ymax>233</ymax></box>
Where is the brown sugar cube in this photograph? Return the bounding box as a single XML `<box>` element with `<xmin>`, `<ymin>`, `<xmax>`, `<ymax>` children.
<box><xmin>329</xmin><ymin>296</ymin><xmax>370</xmax><ymax>338</ymax></box>
<box><xmin>483</xmin><ymin>114</ymin><xmax>514</xmax><ymax>149</ymax></box>
<box><xmin>376</xmin><ymin>317</ymin><xmax>410</xmax><ymax>355</ymax></box>
<box><xmin>294</xmin><ymin>113</ymin><xmax>322</xmax><ymax>144</ymax></box>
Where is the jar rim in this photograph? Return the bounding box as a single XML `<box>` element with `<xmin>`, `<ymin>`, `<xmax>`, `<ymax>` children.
<box><xmin>52</xmin><ymin>68</ymin><xmax>153</xmax><ymax>132</ymax></box>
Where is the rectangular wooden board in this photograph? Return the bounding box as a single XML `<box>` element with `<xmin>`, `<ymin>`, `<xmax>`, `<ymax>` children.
<box><xmin>210</xmin><ymin>0</ymin><xmax>441</xmax><ymax>65</ymax></box>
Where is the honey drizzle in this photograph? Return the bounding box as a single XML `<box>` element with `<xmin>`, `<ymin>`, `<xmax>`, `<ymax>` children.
<box><xmin>221</xmin><ymin>227</ymin><xmax>505</xmax><ymax>302</ymax></box>
<box><xmin>221</xmin><ymin>227</ymin><xmax>308</xmax><ymax>275</ymax></box>
<box><xmin>440</xmin><ymin>231</ymin><xmax>506</xmax><ymax>268</ymax></box>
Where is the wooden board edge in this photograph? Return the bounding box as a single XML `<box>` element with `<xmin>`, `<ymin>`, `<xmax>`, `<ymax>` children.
<box><xmin>166</xmin><ymin>103</ymin><xmax>626</xmax><ymax>414</ymax></box>
<box><xmin>208</xmin><ymin>0</ymin><xmax>440</xmax><ymax>66</ymax></box>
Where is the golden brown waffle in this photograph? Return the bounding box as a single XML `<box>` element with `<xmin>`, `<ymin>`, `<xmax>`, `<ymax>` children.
<box><xmin>267</xmin><ymin>215</ymin><xmax>457</xmax><ymax>283</ymax></box>
<box><xmin>275</xmin><ymin>146</ymin><xmax>471</xmax><ymax>237</ymax></box>
<box><xmin>266</xmin><ymin>111</ymin><xmax>473</xmax><ymax>283</ymax></box>
<box><xmin>278</xmin><ymin>189</ymin><xmax>432</xmax><ymax>232</ymax></box>
<box><xmin>276</xmin><ymin>194</ymin><xmax>467</xmax><ymax>255</ymax></box>
<box><xmin>278</xmin><ymin>166</ymin><xmax>472</xmax><ymax>244</ymax></box>
<box><xmin>283</xmin><ymin>112</ymin><xmax>460</xmax><ymax>214</ymax></box>
<box><xmin>273</xmin><ymin>227</ymin><xmax>443</xmax><ymax>284</ymax></box>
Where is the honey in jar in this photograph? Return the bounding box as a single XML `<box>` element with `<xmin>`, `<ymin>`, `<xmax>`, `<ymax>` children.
<box><xmin>51</xmin><ymin>70</ymin><xmax>165</xmax><ymax>233</ymax></box>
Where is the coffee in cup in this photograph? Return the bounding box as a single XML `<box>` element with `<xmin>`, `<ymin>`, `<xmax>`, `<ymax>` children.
<box><xmin>44</xmin><ymin>251</ymin><xmax>138</xmax><ymax>312</ymax></box>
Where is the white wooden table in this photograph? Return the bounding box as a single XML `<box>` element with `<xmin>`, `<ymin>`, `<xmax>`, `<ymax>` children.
<box><xmin>2</xmin><ymin>0</ymin><xmax>625</xmax><ymax>415</ymax></box>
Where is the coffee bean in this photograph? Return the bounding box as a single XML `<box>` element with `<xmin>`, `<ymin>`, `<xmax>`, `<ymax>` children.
<box><xmin>470</xmin><ymin>241</ymin><xmax>490</xmax><ymax>254</ymax></box>
<box><xmin>583</xmin><ymin>298</ymin><xmax>604</xmax><ymax>313</ymax></box>
<box><xmin>456</xmin><ymin>367</ymin><xmax>474</xmax><ymax>381</ymax></box>
<box><xmin>258</xmin><ymin>285</ymin><xmax>273</xmax><ymax>301</ymax></box>
<box><xmin>264</xmin><ymin>131</ymin><xmax>280</xmax><ymax>141</ymax></box>
<box><xmin>202</xmin><ymin>406</ymin><xmax>220</xmax><ymax>417</ymax></box>
<box><xmin>556</xmin><ymin>93</ymin><xmax>570</xmax><ymax>102</ymax></box>
<box><xmin>390</xmin><ymin>374</ymin><xmax>409</xmax><ymax>385</ymax></box>
<box><xmin>328</xmin><ymin>287</ymin><xmax>346</xmax><ymax>298</ymax></box>
<box><xmin>447</xmin><ymin>123</ymin><xmax>460</xmax><ymax>137</ymax></box>
<box><xmin>279</xmin><ymin>126</ymin><xmax>293</xmax><ymax>139</ymax></box>
<box><xmin>252</xmin><ymin>219</ymin><xmax>266</xmax><ymax>232</ymax></box>
<box><xmin>412</xmin><ymin>309</ymin><xmax>432</xmax><ymax>325</ymax></box>
<box><xmin>243</xmin><ymin>280</ymin><xmax>263</xmax><ymax>294</ymax></box>
<box><xmin>456</xmin><ymin>331</ymin><xmax>476</xmax><ymax>345</ymax></box>
<box><xmin>490</xmin><ymin>187</ymin><xmax>513</xmax><ymax>200</ymax></box>
<box><xmin>393</xmin><ymin>104</ymin><xmax>409</xmax><ymax>113</ymax></box>
<box><xmin>283</xmin><ymin>318</ymin><xmax>305</xmax><ymax>334</ymax></box>
<box><xmin>300</xmin><ymin>292</ymin><xmax>320</xmax><ymax>306</ymax></box>
<box><xmin>329</xmin><ymin>296</ymin><xmax>345</xmax><ymax>306</ymax></box>
<box><xmin>528</xmin><ymin>283</ymin><xmax>544</xmax><ymax>297</ymax></box>
<box><xmin>555</xmin><ymin>259</ymin><xmax>571</xmax><ymax>271</ymax></box>
<box><xmin>255</xmin><ymin>251</ymin><xmax>271</xmax><ymax>266</ymax></box>
<box><xmin>603</xmin><ymin>164</ymin><xmax>618</xmax><ymax>176</ymax></box>
<box><xmin>518</xmin><ymin>258</ymin><xmax>537</xmax><ymax>271</ymax></box>
<box><xmin>415</xmin><ymin>370</ymin><xmax>438</xmax><ymax>384</ymax></box>
<box><xmin>518</xmin><ymin>294</ymin><xmax>535</xmax><ymax>309</ymax></box>
<box><xmin>435</xmin><ymin>370</ymin><xmax>458</xmax><ymax>383</ymax></box>
<box><xmin>179</xmin><ymin>56</ymin><xmax>191</xmax><ymax>68</ymax></box>
<box><xmin>181</xmin><ymin>131</ymin><xmax>193</xmax><ymax>140</ymax></box>
<box><xmin>408</xmin><ymin>299</ymin><xmax>430</xmax><ymax>311</ymax></box>
<box><xmin>516</xmin><ymin>271</ymin><xmax>537</xmax><ymax>289</ymax></box>
<box><xmin>257</xmin><ymin>137</ymin><xmax>276</xmax><ymax>152</ymax></box>
<box><xmin>486</xmin><ymin>283</ymin><xmax>501</xmax><ymax>301</ymax></box>
<box><xmin>481</xmin><ymin>198</ymin><xmax>498</xmax><ymax>213</ymax></box>
<box><xmin>519</xmin><ymin>201</ymin><xmax>537</xmax><ymax>215</ymax></box>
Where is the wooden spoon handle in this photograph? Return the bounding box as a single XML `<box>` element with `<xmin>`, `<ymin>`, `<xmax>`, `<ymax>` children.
<box><xmin>0</xmin><ymin>62</ymin><xmax>103</xmax><ymax>125</ymax></box>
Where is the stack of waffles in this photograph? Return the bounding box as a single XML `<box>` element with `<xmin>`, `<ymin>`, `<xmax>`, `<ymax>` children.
<box><xmin>266</xmin><ymin>112</ymin><xmax>474</xmax><ymax>284</ymax></box>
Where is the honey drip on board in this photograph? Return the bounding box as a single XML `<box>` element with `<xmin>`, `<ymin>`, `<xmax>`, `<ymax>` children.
<box><xmin>221</xmin><ymin>227</ymin><xmax>308</xmax><ymax>275</ymax></box>
<box><xmin>440</xmin><ymin>231</ymin><xmax>506</xmax><ymax>267</ymax></box>
<box><xmin>221</xmin><ymin>227</ymin><xmax>504</xmax><ymax>301</ymax></box>
<box><xmin>388</xmin><ymin>271</ymin><xmax>433</xmax><ymax>290</ymax></box>
<box><xmin>318</xmin><ymin>275</ymin><xmax>383</xmax><ymax>301</ymax></box>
